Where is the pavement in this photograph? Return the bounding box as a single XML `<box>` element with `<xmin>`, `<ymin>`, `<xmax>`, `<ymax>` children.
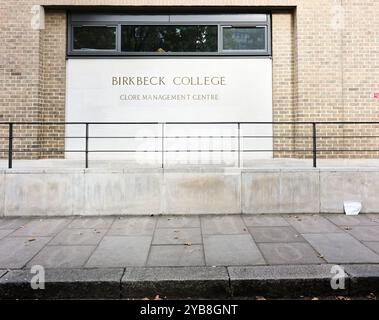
<box><xmin>1</xmin><ymin>214</ymin><xmax>379</xmax><ymax>299</ymax></box>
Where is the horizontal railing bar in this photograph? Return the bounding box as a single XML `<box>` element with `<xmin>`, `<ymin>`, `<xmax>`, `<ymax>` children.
<box><xmin>2</xmin><ymin>121</ymin><xmax>379</xmax><ymax>125</ymax></box>
<box><xmin>5</xmin><ymin>135</ymin><xmax>379</xmax><ymax>139</ymax></box>
<box><xmin>4</xmin><ymin>149</ymin><xmax>379</xmax><ymax>153</ymax></box>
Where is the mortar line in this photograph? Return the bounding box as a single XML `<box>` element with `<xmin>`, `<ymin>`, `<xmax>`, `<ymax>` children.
<box><xmin>199</xmin><ymin>215</ymin><xmax>207</xmax><ymax>266</ymax></box>
<box><xmin>325</xmin><ymin>216</ymin><xmax>379</xmax><ymax>257</ymax></box>
<box><xmin>225</xmin><ymin>265</ymin><xmax>233</xmax><ymax>298</ymax></box>
<box><xmin>242</xmin><ymin>214</ymin><xmax>268</xmax><ymax>265</ymax></box>
<box><xmin>81</xmin><ymin>216</ymin><xmax>116</xmax><ymax>267</ymax></box>
<box><xmin>144</xmin><ymin>216</ymin><xmax>158</xmax><ymax>266</ymax></box>
<box><xmin>19</xmin><ymin>217</ymin><xmax>74</xmax><ymax>270</ymax></box>
<box><xmin>119</xmin><ymin>267</ymin><xmax>126</xmax><ymax>299</ymax></box>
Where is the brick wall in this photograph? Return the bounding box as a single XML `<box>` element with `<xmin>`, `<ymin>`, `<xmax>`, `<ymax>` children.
<box><xmin>39</xmin><ymin>10</ymin><xmax>66</xmax><ymax>158</ymax></box>
<box><xmin>272</xmin><ymin>11</ymin><xmax>296</xmax><ymax>158</ymax></box>
<box><xmin>0</xmin><ymin>1</ymin><xmax>42</xmax><ymax>159</ymax></box>
<box><xmin>1</xmin><ymin>0</ymin><xmax>379</xmax><ymax>161</ymax></box>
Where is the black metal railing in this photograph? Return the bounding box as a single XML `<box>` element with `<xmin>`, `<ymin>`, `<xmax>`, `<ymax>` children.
<box><xmin>1</xmin><ymin>121</ymin><xmax>379</xmax><ymax>169</ymax></box>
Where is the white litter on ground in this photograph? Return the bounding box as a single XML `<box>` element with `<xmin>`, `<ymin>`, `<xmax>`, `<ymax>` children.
<box><xmin>344</xmin><ymin>201</ymin><xmax>362</xmax><ymax>215</ymax></box>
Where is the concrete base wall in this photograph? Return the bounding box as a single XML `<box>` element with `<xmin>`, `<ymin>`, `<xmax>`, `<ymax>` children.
<box><xmin>0</xmin><ymin>168</ymin><xmax>378</xmax><ymax>216</ymax></box>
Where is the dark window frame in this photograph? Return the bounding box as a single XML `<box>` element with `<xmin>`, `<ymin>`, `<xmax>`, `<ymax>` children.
<box><xmin>67</xmin><ymin>13</ymin><xmax>271</xmax><ymax>57</ymax></box>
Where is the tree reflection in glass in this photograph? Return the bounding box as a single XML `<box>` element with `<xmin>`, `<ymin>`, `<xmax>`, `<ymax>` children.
<box><xmin>121</xmin><ymin>25</ymin><xmax>218</xmax><ymax>53</ymax></box>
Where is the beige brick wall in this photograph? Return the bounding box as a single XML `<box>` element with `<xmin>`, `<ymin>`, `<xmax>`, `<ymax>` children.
<box><xmin>1</xmin><ymin>0</ymin><xmax>379</xmax><ymax>161</ymax></box>
<box><xmin>39</xmin><ymin>10</ymin><xmax>66</xmax><ymax>158</ymax></box>
<box><xmin>272</xmin><ymin>11</ymin><xmax>296</xmax><ymax>158</ymax></box>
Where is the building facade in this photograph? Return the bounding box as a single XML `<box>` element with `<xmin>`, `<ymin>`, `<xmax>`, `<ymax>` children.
<box><xmin>1</xmin><ymin>1</ymin><xmax>379</xmax><ymax>162</ymax></box>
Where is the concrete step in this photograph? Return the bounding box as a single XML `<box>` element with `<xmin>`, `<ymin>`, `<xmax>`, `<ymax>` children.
<box><xmin>0</xmin><ymin>265</ymin><xmax>378</xmax><ymax>299</ymax></box>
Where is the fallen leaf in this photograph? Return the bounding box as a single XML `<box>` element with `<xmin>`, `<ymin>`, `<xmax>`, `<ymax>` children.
<box><xmin>27</xmin><ymin>237</ymin><xmax>36</xmax><ymax>242</ymax></box>
<box><xmin>335</xmin><ymin>296</ymin><xmax>350</xmax><ymax>300</ymax></box>
<box><xmin>367</xmin><ymin>293</ymin><xmax>376</xmax><ymax>300</ymax></box>
<box><xmin>344</xmin><ymin>226</ymin><xmax>352</xmax><ymax>230</ymax></box>
<box><xmin>184</xmin><ymin>242</ymin><xmax>192</xmax><ymax>246</ymax></box>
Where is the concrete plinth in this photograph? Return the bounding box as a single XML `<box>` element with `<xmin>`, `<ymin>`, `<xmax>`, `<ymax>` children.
<box><xmin>1</xmin><ymin>165</ymin><xmax>379</xmax><ymax>216</ymax></box>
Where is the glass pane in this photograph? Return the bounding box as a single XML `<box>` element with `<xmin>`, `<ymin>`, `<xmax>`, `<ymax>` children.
<box><xmin>223</xmin><ymin>27</ymin><xmax>266</xmax><ymax>51</ymax></box>
<box><xmin>121</xmin><ymin>25</ymin><xmax>218</xmax><ymax>53</ymax></box>
<box><xmin>73</xmin><ymin>26</ymin><xmax>116</xmax><ymax>50</ymax></box>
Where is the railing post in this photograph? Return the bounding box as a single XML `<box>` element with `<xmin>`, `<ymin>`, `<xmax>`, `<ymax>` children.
<box><xmin>85</xmin><ymin>123</ymin><xmax>89</xmax><ymax>169</ymax></box>
<box><xmin>312</xmin><ymin>122</ymin><xmax>317</xmax><ymax>168</ymax></box>
<box><xmin>237</xmin><ymin>123</ymin><xmax>241</xmax><ymax>168</ymax></box>
<box><xmin>161</xmin><ymin>123</ymin><xmax>165</xmax><ymax>169</ymax></box>
<box><xmin>8</xmin><ymin>123</ymin><xmax>13</xmax><ymax>169</ymax></box>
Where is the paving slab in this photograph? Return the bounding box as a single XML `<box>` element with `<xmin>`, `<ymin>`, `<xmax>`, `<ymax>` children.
<box><xmin>201</xmin><ymin>216</ymin><xmax>248</xmax><ymax>235</ymax></box>
<box><xmin>325</xmin><ymin>214</ymin><xmax>378</xmax><ymax>226</ymax></box>
<box><xmin>343</xmin><ymin>264</ymin><xmax>379</xmax><ymax>295</ymax></box>
<box><xmin>228</xmin><ymin>264</ymin><xmax>347</xmax><ymax>298</ymax></box>
<box><xmin>107</xmin><ymin>217</ymin><xmax>156</xmax><ymax>236</ymax></box>
<box><xmin>286</xmin><ymin>215</ymin><xmax>342</xmax><ymax>233</ymax></box>
<box><xmin>0</xmin><ymin>218</ymin><xmax>30</xmax><ymax>230</ymax></box>
<box><xmin>121</xmin><ymin>266</ymin><xmax>230</xmax><ymax>298</ymax></box>
<box><xmin>366</xmin><ymin>214</ymin><xmax>379</xmax><ymax>224</ymax></box>
<box><xmin>203</xmin><ymin>234</ymin><xmax>265</xmax><ymax>266</ymax></box>
<box><xmin>258</xmin><ymin>243</ymin><xmax>323</xmax><ymax>265</ymax></box>
<box><xmin>11</xmin><ymin>218</ymin><xmax>72</xmax><ymax>237</ymax></box>
<box><xmin>85</xmin><ymin>236</ymin><xmax>152</xmax><ymax>267</ymax></box>
<box><xmin>152</xmin><ymin>228</ymin><xmax>202</xmax><ymax>245</ymax></box>
<box><xmin>49</xmin><ymin>228</ymin><xmax>106</xmax><ymax>246</ymax></box>
<box><xmin>0</xmin><ymin>229</ymin><xmax>13</xmax><ymax>240</ymax></box>
<box><xmin>147</xmin><ymin>245</ymin><xmax>204</xmax><ymax>266</ymax></box>
<box><xmin>156</xmin><ymin>216</ymin><xmax>200</xmax><ymax>229</ymax></box>
<box><xmin>243</xmin><ymin>215</ymin><xmax>290</xmax><ymax>227</ymax></box>
<box><xmin>0</xmin><ymin>236</ymin><xmax>51</xmax><ymax>268</ymax></box>
<box><xmin>26</xmin><ymin>245</ymin><xmax>95</xmax><ymax>268</ymax></box>
<box><xmin>303</xmin><ymin>233</ymin><xmax>379</xmax><ymax>263</ymax></box>
<box><xmin>0</xmin><ymin>268</ymin><xmax>124</xmax><ymax>299</ymax></box>
<box><xmin>346</xmin><ymin>226</ymin><xmax>379</xmax><ymax>242</ymax></box>
<box><xmin>68</xmin><ymin>217</ymin><xmax>114</xmax><ymax>229</ymax></box>
<box><xmin>248</xmin><ymin>226</ymin><xmax>304</xmax><ymax>243</ymax></box>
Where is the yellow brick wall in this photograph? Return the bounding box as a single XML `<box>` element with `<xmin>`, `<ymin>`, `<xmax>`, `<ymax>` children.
<box><xmin>39</xmin><ymin>10</ymin><xmax>66</xmax><ymax>158</ymax></box>
<box><xmin>272</xmin><ymin>10</ymin><xmax>296</xmax><ymax>158</ymax></box>
<box><xmin>1</xmin><ymin>1</ymin><xmax>379</xmax><ymax>160</ymax></box>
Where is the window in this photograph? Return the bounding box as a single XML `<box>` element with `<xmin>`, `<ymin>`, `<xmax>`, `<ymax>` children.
<box><xmin>73</xmin><ymin>26</ymin><xmax>117</xmax><ymax>50</ymax></box>
<box><xmin>222</xmin><ymin>26</ymin><xmax>267</xmax><ymax>51</ymax></box>
<box><xmin>69</xmin><ymin>13</ymin><xmax>271</xmax><ymax>56</ymax></box>
<box><xmin>121</xmin><ymin>25</ymin><xmax>218</xmax><ymax>53</ymax></box>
